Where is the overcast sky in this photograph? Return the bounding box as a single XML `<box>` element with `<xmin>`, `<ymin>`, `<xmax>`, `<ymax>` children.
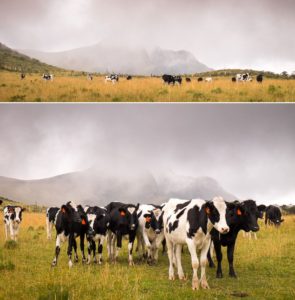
<box><xmin>0</xmin><ymin>0</ymin><xmax>294</xmax><ymax>73</ymax></box>
<box><xmin>0</xmin><ymin>104</ymin><xmax>294</xmax><ymax>205</ymax></box>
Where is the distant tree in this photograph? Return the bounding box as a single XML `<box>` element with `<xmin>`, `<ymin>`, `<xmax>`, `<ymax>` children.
<box><xmin>281</xmin><ymin>71</ymin><xmax>289</xmax><ymax>77</ymax></box>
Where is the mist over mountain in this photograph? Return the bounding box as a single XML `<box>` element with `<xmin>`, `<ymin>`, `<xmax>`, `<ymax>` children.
<box><xmin>0</xmin><ymin>168</ymin><xmax>236</xmax><ymax>207</ymax></box>
<box><xmin>20</xmin><ymin>42</ymin><xmax>211</xmax><ymax>75</ymax></box>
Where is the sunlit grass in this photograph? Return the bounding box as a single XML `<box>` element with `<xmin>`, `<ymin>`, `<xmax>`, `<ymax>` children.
<box><xmin>0</xmin><ymin>71</ymin><xmax>295</xmax><ymax>102</ymax></box>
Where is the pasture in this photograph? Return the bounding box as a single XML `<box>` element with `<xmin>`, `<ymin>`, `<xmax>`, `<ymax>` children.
<box><xmin>1</xmin><ymin>71</ymin><xmax>295</xmax><ymax>102</ymax></box>
<box><xmin>0</xmin><ymin>212</ymin><xmax>294</xmax><ymax>299</ymax></box>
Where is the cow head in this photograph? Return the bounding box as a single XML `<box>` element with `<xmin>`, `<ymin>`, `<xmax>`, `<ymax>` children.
<box><xmin>8</xmin><ymin>206</ymin><xmax>25</xmax><ymax>223</ymax></box>
<box><xmin>205</xmin><ymin>197</ymin><xmax>229</xmax><ymax>234</ymax></box>
<box><xmin>143</xmin><ymin>208</ymin><xmax>162</xmax><ymax>234</ymax></box>
<box><xmin>118</xmin><ymin>204</ymin><xmax>139</xmax><ymax>231</ymax></box>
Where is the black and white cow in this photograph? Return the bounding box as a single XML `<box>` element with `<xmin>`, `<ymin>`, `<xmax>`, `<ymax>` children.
<box><xmin>126</xmin><ymin>75</ymin><xmax>132</xmax><ymax>80</ymax></box>
<box><xmin>163</xmin><ymin>197</ymin><xmax>229</xmax><ymax>290</ymax></box>
<box><xmin>256</xmin><ymin>74</ymin><xmax>264</xmax><ymax>83</ymax></box>
<box><xmin>51</xmin><ymin>201</ymin><xmax>94</xmax><ymax>268</ymax></box>
<box><xmin>3</xmin><ymin>206</ymin><xmax>26</xmax><ymax>241</ymax></box>
<box><xmin>86</xmin><ymin>206</ymin><xmax>110</xmax><ymax>264</ymax></box>
<box><xmin>106</xmin><ymin>202</ymin><xmax>139</xmax><ymax>265</ymax></box>
<box><xmin>236</xmin><ymin>73</ymin><xmax>252</xmax><ymax>82</ymax></box>
<box><xmin>136</xmin><ymin>204</ymin><xmax>164</xmax><ymax>264</ymax></box>
<box><xmin>207</xmin><ymin>200</ymin><xmax>266</xmax><ymax>278</ymax></box>
<box><xmin>105</xmin><ymin>74</ymin><xmax>119</xmax><ymax>84</ymax></box>
<box><xmin>174</xmin><ymin>76</ymin><xmax>182</xmax><ymax>85</ymax></box>
<box><xmin>42</xmin><ymin>74</ymin><xmax>54</xmax><ymax>81</ymax></box>
<box><xmin>46</xmin><ymin>207</ymin><xmax>59</xmax><ymax>239</ymax></box>
<box><xmin>265</xmin><ymin>205</ymin><xmax>284</xmax><ymax>227</ymax></box>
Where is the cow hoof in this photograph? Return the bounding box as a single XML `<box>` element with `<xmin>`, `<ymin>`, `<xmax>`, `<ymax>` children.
<box><xmin>192</xmin><ymin>280</ymin><xmax>199</xmax><ymax>290</ymax></box>
<box><xmin>74</xmin><ymin>257</ymin><xmax>79</xmax><ymax>263</ymax></box>
<box><xmin>86</xmin><ymin>260</ymin><xmax>91</xmax><ymax>265</ymax></box>
<box><xmin>201</xmin><ymin>281</ymin><xmax>210</xmax><ymax>289</ymax></box>
<box><xmin>179</xmin><ymin>275</ymin><xmax>187</xmax><ymax>281</ymax></box>
<box><xmin>51</xmin><ymin>261</ymin><xmax>57</xmax><ymax>267</ymax></box>
<box><xmin>229</xmin><ymin>273</ymin><xmax>237</xmax><ymax>278</ymax></box>
<box><xmin>129</xmin><ymin>261</ymin><xmax>135</xmax><ymax>266</ymax></box>
<box><xmin>69</xmin><ymin>261</ymin><xmax>73</xmax><ymax>268</ymax></box>
<box><xmin>82</xmin><ymin>258</ymin><xmax>87</xmax><ymax>264</ymax></box>
<box><xmin>169</xmin><ymin>275</ymin><xmax>175</xmax><ymax>281</ymax></box>
<box><xmin>209</xmin><ymin>262</ymin><xmax>215</xmax><ymax>268</ymax></box>
<box><xmin>216</xmin><ymin>273</ymin><xmax>223</xmax><ymax>279</ymax></box>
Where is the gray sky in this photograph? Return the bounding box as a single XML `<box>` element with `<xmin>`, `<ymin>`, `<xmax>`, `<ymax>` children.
<box><xmin>0</xmin><ymin>0</ymin><xmax>294</xmax><ymax>73</ymax></box>
<box><xmin>0</xmin><ymin>104</ymin><xmax>294</xmax><ymax>205</ymax></box>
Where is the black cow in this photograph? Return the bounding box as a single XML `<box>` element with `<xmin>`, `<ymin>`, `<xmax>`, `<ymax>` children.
<box><xmin>20</xmin><ymin>73</ymin><xmax>26</xmax><ymax>80</ymax></box>
<box><xmin>0</xmin><ymin>200</ymin><xmax>2</xmax><ymax>205</ymax></box>
<box><xmin>86</xmin><ymin>206</ymin><xmax>110</xmax><ymax>264</ymax></box>
<box><xmin>46</xmin><ymin>207</ymin><xmax>59</xmax><ymax>239</ymax></box>
<box><xmin>51</xmin><ymin>201</ymin><xmax>94</xmax><ymax>268</ymax></box>
<box><xmin>126</xmin><ymin>75</ymin><xmax>132</xmax><ymax>80</ymax></box>
<box><xmin>256</xmin><ymin>74</ymin><xmax>264</xmax><ymax>83</ymax></box>
<box><xmin>232</xmin><ymin>77</ymin><xmax>237</xmax><ymax>82</ymax></box>
<box><xmin>208</xmin><ymin>200</ymin><xmax>266</xmax><ymax>278</ymax></box>
<box><xmin>162</xmin><ymin>74</ymin><xmax>175</xmax><ymax>85</ymax></box>
<box><xmin>106</xmin><ymin>202</ymin><xmax>139</xmax><ymax>265</ymax></box>
<box><xmin>197</xmin><ymin>77</ymin><xmax>203</xmax><ymax>82</ymax></box>
<box><xmin>174</xmin><ymin>76</ymin><xmax>182</xmax><ymax>85</ymax></box>
<box><xmin>265</xmin><ymin>205</ymin><xmax>284</xmax><ymax>226</ymax></box>
<box><xmin>186</xmin><ymin>77</ymin><xmax>191</xmax><ymax>82</ymax></box>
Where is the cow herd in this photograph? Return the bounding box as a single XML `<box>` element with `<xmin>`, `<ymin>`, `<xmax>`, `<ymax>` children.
<box><xmin>0</xmin><ymin>198</ymin><xmax>286</xmax><ymax>291</ymax></box>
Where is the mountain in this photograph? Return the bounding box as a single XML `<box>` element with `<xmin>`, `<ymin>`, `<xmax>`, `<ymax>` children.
<box><xmin>0</xmin><ymin>168</ymin><xmax>236</xmax><ymax>207</ymax></box>
<box><xmin>20</xmin><ymin>42</ymin><xmax>211</xmax><ymax>75</ymax></box>
<box><xmin>0</xmin><ymin>42</ymin><xmax>64</xmax><ymax>73</ymax></box>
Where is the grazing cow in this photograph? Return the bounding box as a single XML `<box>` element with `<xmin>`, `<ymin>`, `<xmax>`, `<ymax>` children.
<box><xmin>42</xmin><ymin>74</ymin><xmax>54</xmax><ymax>81</ymax></box>
<box><xmin>163</xmin><ymin>197</ymin><xmax>229</xmax><ymax>290</ymax></box>
<box><xmin>265</xmin><ymin>205</ymin><xmax>284</xmax><ymax>227</ymax></box>
<box><xmin>162</xmin><ymin>74</ymin><xmax>175</xmax><ymax>85</ymax></box>
<box><xmin>51</xmin><ymin>201</ymin><xmax>94</xmax><ymax>268</ymax></box>
<box><xmin>106</xmin><ymin>202</ymin><xmax>139</xmax><ymax>265</ymax></box>
<box><xmin>236</xmin><ymin>73</ymin><xmax>252</xmax><ymax>82</ymax></box>
<box><xmin>207</xmin><ymin>200</ymin><xmax>266</xmax><ymax>278</ymax></box>
<box><xmin>205</xmin><ymin>77</ymin><xmax>213</xmax><ymax>83</ymax></box>
<box><xmin>3</xmin><ymin>206</ymin><xmax>26</xmax><ymax>241</ymax></box>
<box><xmin>126</xmin><ymin>75</ymin><xmax>132</xmax><ymax>80</ymax></box>
<box><xmin>46</xmin><ymin>207</ymin><xmax>59</xmax><ymax>239</ymax></box>
<box><xmin>174</xmin><ymin>76</ymin><xmax>182</xmax><ymax>85</ymax></box>
<box><xmin>105</xmin><ymin>74</ymin><xmax>119</xmax><ymax>84</ymax></box>
<box><xmin>232</xmin><ymin>77</ymin><xmax>237</xmax><ymax>82</ymax></box>
<box><xmin>136</xmin><ymin>204</ymin><xmax>164</xmax><ymax>264</ymax></box>
<box><xmin>87</xmin><ymin>74</ymin><xmax>93</xmax><ymax>81</ymax></box>
<box><xmin>86</xmin><ymin>206</ymin><xmax>110</xmax><ymax>264</ymax></box>
<box><xmin>256</xmin><ymin>74</ymin><xmax>264</xmax><ymax>83</ymax></box>
<box><xmin>186</xmin><ymin>77</ymin><xmax>191</xmax><ymax>82</ymax></box>
<box><xmin>20</xmin><ymin>73</ymin><xmax>26</xmax><ymax>80</ymax></box>
<box><xmin>197</xmin><ymin>77</ymin><xmax>203</xmax><ymax>82</ymax></box>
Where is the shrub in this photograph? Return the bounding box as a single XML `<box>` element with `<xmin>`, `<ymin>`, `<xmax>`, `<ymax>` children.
<box><xmin>9</xmin><ymin>94</ymin><xmax>26</xmax><ymax>102</ymax></box>
<box><xmin>211</xmin><ymin>88</ymin><xmax>222</xmax><ymax>94</ymax></box>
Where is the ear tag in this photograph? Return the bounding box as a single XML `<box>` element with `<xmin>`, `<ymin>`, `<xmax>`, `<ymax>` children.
<box><xmin>205</xmin><ymin>207</ymin><xmax>210</xmax><ymax>215</ymax></box>
<box><xmin>120</xmin><ymin>211</ymin><xmax>126</xmax><ymax>217</ymax></box>
<box><xmin>145</xmin><ymin>216</ymin><xmax>152</xmax><ymax>223</ymax></box>
<box><xmin>237</xmin><ymin>209</ymin><xmax>242</xmax><ymax>216</ymax></box>
<box><xmin>81</xmin><ymin>219</ymin><xmax>86</xmax><ymax>225</ymax></box>
<box><xmin>61</xmin><ymin>208</ymin><xmax>66</xmax><ymax>213</ymax></box>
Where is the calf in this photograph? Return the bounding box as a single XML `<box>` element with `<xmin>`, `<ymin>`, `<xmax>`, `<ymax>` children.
<box><xmin>46</xmin><ymin>207</ymin><xmax>59</xmax><ymax>239</ymax></box>
<box><xmin>3</xmin><ymin>206</ymin><xmax>26</xmax><ymax>241</ymax></box>
<box><xmin>207</xmin><ymin>200</ymin><xmax>266</xmax><ymax>278</ymax></box>
<box><xmin>126</xmin><ymin>75</ymin><xmax>132</xmax><ymax>80</ymax></box>
<box><xmin>20</xmin><ymin>73</ymin><xmax>26</xmax><ymax>80</ymax></box>
<box><xmin>265</xmin><ymin>205</ymin><xmax>284</xmax><ymax>227</ymax></box>
<box><xmin>163</xmin><ymin>197</ymin><xmax>229</xmax><ymax>290</ymax></box>
<box><xmin>136</xmin><ymin>204</ymin><xmax>164</xmax><ymax>264</ymax></box>
<box><xmin>42</xmin><ymin>74</ymin><xmax>54</xmax><ymax>81</ymax></box>
<box><xmin>51</xmin><ymin>201</ymin><xmax>93</xmax><ymax>268</ymax></box>
<box><xmin>106</xmin><ymin>202</ymin><xmax>139</xmax><ymax>265</ymax></box>
<box><xmin>86</xmin><ymin>206</ymin><xmax>109</xmax><ymax>264</ymax></box>
<box><xmin>174</xmin><ymin>76</ymin><xmax>182</xmax><ymax>85</ymax></box>
<box><xmin>232</xmin><ymin>77</ymin><xmax>237</xmax><ymax>82</ymax></box>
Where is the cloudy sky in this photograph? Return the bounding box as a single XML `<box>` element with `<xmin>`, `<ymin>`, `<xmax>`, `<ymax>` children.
<box><xmin>0</xmin><ymin>104</ymin><xmax>294</xmax><ymax>205</ymax></box>
<box><xmin>0</xmin><ymin>0</ymin><xmax>294</xmax><ymax>73</ymax></box>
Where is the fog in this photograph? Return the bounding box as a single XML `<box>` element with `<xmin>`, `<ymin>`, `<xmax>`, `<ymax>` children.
<box><xmin>0</xmin><ymin>0</ymin><xmax>295</xmax><ymax>73</ymax></box>
<box><xmin>0</xmin><ymin>104</ymin><xmax>294</xmax><ymax>205</ymax></box>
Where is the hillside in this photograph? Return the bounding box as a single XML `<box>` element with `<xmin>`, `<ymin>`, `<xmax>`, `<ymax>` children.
<box><xmin>0</xmin><ymin>168</ymin><xmax>236</xmax><ymax>207</ymax></box>
<box><xmin>20</xmin><ymin>42</ymin><xmax>211</xmax><ymax>75</ymax></box>
<box><xmin>0</xmin><ymin>43</ymin><xmax>64</xmax><ymax>73</ymax></box>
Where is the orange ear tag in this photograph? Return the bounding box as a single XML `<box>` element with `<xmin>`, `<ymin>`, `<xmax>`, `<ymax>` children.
<box><xmin>61</xmin><ymin>208</ymin><xmax>66</xmax><ymax>213</ymax></box>
<box><xmin>237</xmin><ymin>209</ymin><xmax>242</xmax><ymax>216</ymax></box>
<box><xmin>120</xmin><ymin>211</ymin><xmax>126</xmax><ymax>217</ymax></box>
<box><xmin>81</xmin><ymin>219</ymin><xmax>86</xmax><ymax>225</ymax></box>
<box><xmin>205</xmin><ymin>207</ymin><xmax>210</xmax><ymax>215</ymax></box>
<box><xmin>145</xmin><ymin>216</ymin><xmax>152</xmax><ymax>223</ymax></box>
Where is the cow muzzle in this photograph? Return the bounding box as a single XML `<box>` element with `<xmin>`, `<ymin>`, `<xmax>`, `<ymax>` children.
<box><xmin>130</xmin><ymin>224</ymin><xmax>136</xmax><ymax>230</ymax></box>
<box><xmin>155</xmin><ymin>229</ymin><xmax>161</xmax><ymax>234</ymax></box>
<box><xmin>219</xmin><ymin>226</ymin><xmax>230</xmax><ymax>234</ymax></box>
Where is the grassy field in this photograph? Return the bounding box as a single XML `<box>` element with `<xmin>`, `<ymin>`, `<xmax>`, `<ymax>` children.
<box><xmin>0</xmin><ymin>212</ymin><xmax>294</xmax><ymax>300</ymax></box>
<box><xmin>1</xmin><ymin>71</ymin><xmax>295</xmax><ymax>102</ymax></box>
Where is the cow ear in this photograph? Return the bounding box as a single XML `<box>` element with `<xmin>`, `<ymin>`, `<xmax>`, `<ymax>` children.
<box><xmin>226</xmin><ymin>202</ymin><xmax>236</xmax><ymax>210</ymax></box>
<box><xmin>21</xmin><ymin>207</ymin><xmax>26</xmax><ymax>212</ymax></box>
<box><xmin>258</xmin><ymin>205</ymin><xmax>266</xmax><ymax>212</ymax></box>
<box><xmin>236</xmin><ymin>206</ymin><xmax>244</xmax><ymax>216</ymax></box>
<box><xmin>136</xmin><ymin>203</ymin><xmax>140</xmax><ymax>210</ymax></box>
<box><xmin>204</xmin><ymin>202</ymin><xmax>213</xmax><ymax>215</ymax></box>
<box><xmin>119</xmin><ymin>208</ymin><xmax>126</xmax><ymax>216</ymax></box>
<box><xmin>61</xmin><ymin>205</ymin><xmax>68</xmax><ymax>214</ymax></box>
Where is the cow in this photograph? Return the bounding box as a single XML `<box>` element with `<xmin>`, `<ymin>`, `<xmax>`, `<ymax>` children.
<box><xmin>236</xmin><ymin>73</ymin><xmax>252</xmax><ymax>82</ymax></box>
<box><xmin>86</xmin><ymin>206</ymin><xmax>110</xmax><ymax>264</ymax></box>
<box><xmin>197</xmin><ymin>77</ymin><xmax>203</xmax><ymax>82</ymax></box>
<box><xmin>105</xmin><ymin>74</ymin><xmax>119</xmax><ymax>84</ymax></box>
<box><xmin>256</xmin><ymin>74</ymin><xmax>264</xmax><ymax>83</ymax></box>
<box><xmin>205</xmin><ymin>77</ymin><xmax>213</xmax><ymax>83</ymax></box>
<box><xmin>0</xmin><ymin>200</ymin><xmax>2</xmax><ymax>205</ymax></box>
<box><xmin>232</xmin><ymin>77</ymin><xmax>237</xmax><ymax>82</ymax></box>
<box><xmin>51</xmin><ymin>201</ymin><xmax>94</xmax><ymax>268</ymax></box>
<box><xmin>265</xmin><ymin>205</ymin><xmax>284</xmax><ymax>227</ymax></box>
<box><xmin>42</xmin><ymin>74</ymin><xmax>54</xmax><ymax>81</ymax></box>
<box><xmin>106</xmin><ymin>202</ymin><xmax>139</xmax><ymax>266</ymax></box>
<box><xmin>207</xmin><ymin>200</ymin><xmax>266</xmax><ymax>278</ymax></box>
<box><xmin>87</xmin><ymin>74</ymin><xmax>93</xmax><ymax>81</ymax></box>
<box><xmin>3</xmin><ymin>206</ymin><xmax>26</xmax><ymax>241</ymax></box>
<box><xmin>136</xmin><ymin>204</ymin><xmax>164</xmax><ymax>264</ymax></box>
<box><xmin>163</xmin><ymin>197</ymin><xmax>229</xmax><ymax>290</ymax></box>
<box><xmin>20</xmin><ymin>73</ymin><xmax>26</xmax><ymax>80</ymax></box>
<box><xmin>174</xmin><ymin>76</ymin><xmax>182</xmax><ymax>85</ymax></box>
<box><xmin>126</xmin><ymin>75</ymin><xmax>132</xmax><ymax>80</ymax></box>
<box><xmin>46</xmin><ymin>207</ymin><xmax>59</xmax><ymax>239</ymax></box>
<box><xmin>162</xmin><ymin>74</ymin><xmax>175</xmax><ymax>85</ymax></box>
<box><xmin>186</xmin><ymin>78</ymin><xmax>191</xmax><ymax>82</ymax></box>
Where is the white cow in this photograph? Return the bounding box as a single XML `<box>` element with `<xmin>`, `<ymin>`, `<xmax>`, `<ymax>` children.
<box><xmin>163</xmin><ymin>197</ymin><xmax>229</xmax><ymax>290</ymax></box>
<box><xmin>3</xmin><ymin>206</ymin><xmax>26</xmax><ymax>241</ymax></box>
<box><xmin>205</xmin><ymin>77</ymin><xmax>213</xmax><ymax>82</ymax></box>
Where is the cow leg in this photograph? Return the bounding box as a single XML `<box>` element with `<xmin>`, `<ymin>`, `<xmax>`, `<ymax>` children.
<box><xmin>143</xmin><ymin>232</ymin><xmax>152</xmax><ymax>264</ymax></box>
<box><xmin>46</xmin><ymin>217</ymin><xmax>50</xmax><ymax>239</ymax></box>
<box><xmin>93</xmin><ymin>240</ymin><xmax>97</xmax><ymax>263</ymax></box>
<box><xmin>67</xmin><ymin>235</ymin><xmax>74</xmax><ymax>268</ymax></box>
<box><xmin>175</xmin><ymin>244</ymin><xmax>185</xmax><ymax>280</ymax></box>
<box><xmin>162</xmin><ymin>239</ymin><xmax>167</xmax><ymax>254</ymax></box>
<box><xmin>9</xmin><ymin>223</ymin><xmax>15</xmax><ymax>240</ymax></box>
<box><xmin>128</xmin><ymin>233</ymin><xmax>136</xmax><ymax>266</ymax></box>
<box><xmin>51</xmin><ymin>234</ymin><xmax>61</xmax><ymax>267</ymax></box>
<box><xmin>87</xmin><ymin>239</ymin><xmax>92</xmax><ymax>264</ymax></box>
<box><xmin>214</xmin><ymin>240</ymin><xmax>223</xmax><ymax>278</ymax></box>
<box><xmin>200</xmin><ymin>239</ymin><xmax>211</xmax><ymax>289</ymax></box>
<box><xmin>166</xmin><ymin>238</ymin><xmax>175</xmax><ymax>280</ymax></box>
<box><xmin>98</xmin><ymin>237</ymin><xmax>104</xmax><ymax>264</ymax></box>
<box><xmin>73</xmin><ymin>239</ymin><xmax>78</xmax><ymax>262</ymax></box>
<box><xmin>227</xmin><ymin>242</ymin><xmax>237</xmax><ymax>278</ymax></box>
<box><xmin>115</xmin><ymin>232</ymin><xmax>122</xmax><ymax>263</ymax></box>
<box><xmin>107</xmin><ymin>230</ymin><xmax>112</xmax><ymax>260</ymax></box>
<box><xmin>207</xmin><ymin>249</ymin><xmax>215</xmax><ymax>268</ymax></box>
<box><xmin>4</xmin><ymin>223</ymin><xmax>9</xmax><ymax>240</ymax></box>
<box><xmin>80</xmin><ymin>234</ymin><xmax>86</xmax><ymax>263</ymax></box>
<box><xmin>154</xmin><ymin>233</ymin><xmax>164</xmax><ymax>262</ymax></box>
<box><xmin>186</xmin><ymin>239</ymin><xmax>199</xmax><ymax>290</ymax></box>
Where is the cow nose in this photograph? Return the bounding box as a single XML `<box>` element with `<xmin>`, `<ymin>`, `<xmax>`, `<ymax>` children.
<box><xmin>221</xmin><ymin>227</ymin><xmax>229</xmax><ymax>233</ymax></box>
<box><xmin>252</xmin><ymin>226</ymin><xmax>259</xmax><ymax>232</ymax></box>
<box><xmin>131</xmin><ymin>224</ymin><xmax>136</xmax><ymax>230</ymax></box>
<box><xmin>155</xmin><ymin>229</ymin><xmax>161</xmax><ymax>234</ymax></box>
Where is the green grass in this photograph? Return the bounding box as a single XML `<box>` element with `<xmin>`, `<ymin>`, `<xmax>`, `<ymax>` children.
<box><xmin>0</xmin><ymin>213</ymin><xmax>294</xmax><ymax>299</ymax></box>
